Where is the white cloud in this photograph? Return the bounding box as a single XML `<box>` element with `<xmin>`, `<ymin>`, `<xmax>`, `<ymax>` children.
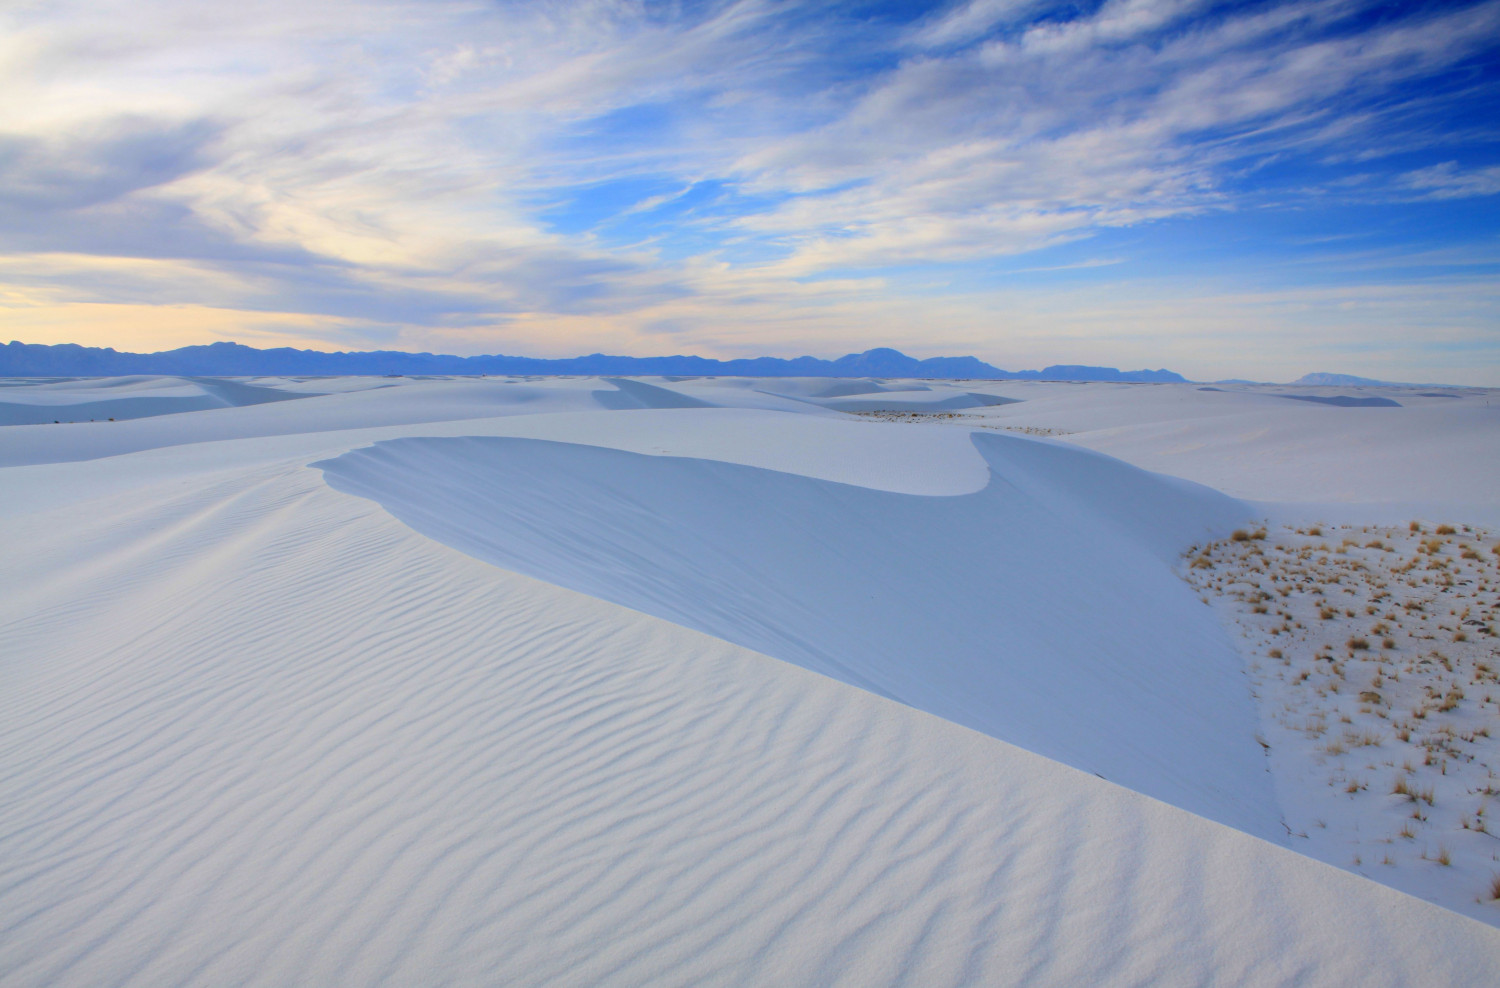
<box><xmin>0</xmin><ymin>0</ymin><xmax>1496</xmax><ymax>378</ymax></box>
<box><xmin>733</xmin><ymin>0</ymin><xmax>1500</xmax><ymax>272</ymax></box>
<box><xmin>1399</xmin><ymin>162</ymin><xmax>1500</xmax><ymax>200</ymax></box>
<box><xmin>911</xmin><ymin>0</ymin><xmax>1044</xmax><ymax>48</ymax></box>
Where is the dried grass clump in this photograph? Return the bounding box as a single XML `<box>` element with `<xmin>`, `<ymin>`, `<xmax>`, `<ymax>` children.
<box><xmin>1436</xmin><ymin>525</ymin><xmax>1457</xmax><ymax>535</ymax></box>
<box><xmin>1347</xmin><ymin>637</ymin><xmax>1370</xmax><ymax>651</ymax></box>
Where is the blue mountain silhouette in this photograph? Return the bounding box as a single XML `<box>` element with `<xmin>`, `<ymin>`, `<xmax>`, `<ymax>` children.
<box><xmin>2</xmin><ymin>340</ymin><xmax>1186</xmax><ymax>382</ymax></box>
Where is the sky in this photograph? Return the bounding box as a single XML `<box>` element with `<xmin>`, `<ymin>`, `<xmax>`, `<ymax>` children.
<box><xmin>2</xmin><ymin>0</ymin><xmax>1498</xmax><ymax>382</ymax></box>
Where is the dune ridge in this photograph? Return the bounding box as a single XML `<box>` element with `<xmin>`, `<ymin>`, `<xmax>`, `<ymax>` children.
<box><xmin>3</xmin><ymin>460</ymin><xmax>1497</xmax><ymax>985</ymax></box>
<box><xmin>4</xmin><ymin>375</ymin><xmax>1500</xmax><ymax>983</ymax></box>
<box><xmin>318</xmin><ymin>433</ymin><xmax>1277</xmax><ymax>838</ymax></box>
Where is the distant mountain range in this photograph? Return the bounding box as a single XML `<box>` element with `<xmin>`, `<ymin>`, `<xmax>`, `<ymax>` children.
<box><xmin>1290</xmin><ymin>372</ymin><xmax>1472</xmax><ymax>388</ymax></box>
<box><xmin>1292</xmin><ymin>372</ymin><xmax>1398</xmax><ymax>386</ymax></box>
<box><xmin>1</xmin><ymin>341</ymin><xmax>1188</xmax><ymax>382</ymax></box>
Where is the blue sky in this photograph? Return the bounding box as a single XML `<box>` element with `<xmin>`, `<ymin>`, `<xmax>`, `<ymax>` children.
<box><xmin>2</xmin><ymin>0</ymin><xmax>1498</xmax><ymax>381</ymax></box>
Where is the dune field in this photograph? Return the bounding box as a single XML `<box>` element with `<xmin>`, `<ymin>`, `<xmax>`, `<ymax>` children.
<box><xmin>2</xmin><ymin>373</ymin><xmax>1499</xmax><ymax>985</ymax></box>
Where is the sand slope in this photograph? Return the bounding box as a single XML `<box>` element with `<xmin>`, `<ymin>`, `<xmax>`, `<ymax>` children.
<box><xmin>317</xmin><ymin>433</ymin><xmax>1277</xmax><ymax>838</ymax></box>
<box><xmin>3</xmin><ymin>375</ymin><xmax>1500</xmax><ymax>983</ymax></box>
<box><xmin>3</xmin><ymin>457</ymin><xmax>1498</xmax><ymax>986</ymax></box>
<box><xmin>0</xmin><ymin>375</ymin><xmax>315</xmax><ymax>425</ymax></box>
<box><xmin>945</xmin><ymin>381</ymin><xmax>1500</xmax><ymax>522</ymax></box>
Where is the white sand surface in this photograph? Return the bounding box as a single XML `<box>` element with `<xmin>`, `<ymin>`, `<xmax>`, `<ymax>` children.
<box><xmin>3</xmin><ymin>375</ymin><xmax>1499</xmax><ymax>984</ymax></box>
<box><xmin>945</xmin><ymin>381</ymin><xmax>1500</xmax><ymax>524</ymax></box>
<box><xmin>315</xmin><ymin>432</ymin><xmax>1275</xmax><ymax>837</ymax></box>
<box><xmin>0</xmin><ymin>375</ymin><xmax>316</xmax><ymax>425</ymax></box>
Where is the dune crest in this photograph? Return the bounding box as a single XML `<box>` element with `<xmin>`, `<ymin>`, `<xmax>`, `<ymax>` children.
<box><xmin>317</xmin><ymin>432</ymin><xmax>1278</xmax><ymax>838</ymax></box>
<box><xmin>3</xmin><ymin>461</ymin><xmax>1496</xmax><ymax>985</ymax></box>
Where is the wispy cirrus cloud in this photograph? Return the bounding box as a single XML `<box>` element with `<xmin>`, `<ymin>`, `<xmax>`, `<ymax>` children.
<box><xmin>0</xmin><ymin>0</ymin><xmax>1497</xmax><ymax>380</ymax></box>
<box><xmin>734</xmin><ymin>0</ymin><xmax>1500</xmax><ymax>273</ymax></box>
<box><xmin>1400</xmin><ymin>162</ymin><xmax>1500</xmax><ymax>199</ymax></box>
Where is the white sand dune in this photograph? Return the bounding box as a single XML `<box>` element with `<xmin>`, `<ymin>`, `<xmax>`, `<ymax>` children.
<box><xmin>814</xmin><ymin>392</ymin><xmax>1018</xmax><ymax>413</ymax></box>
<box><xmin>0</xmin><ymin>375</ymin><xmax>315</xmax><ymax>425</ymax></box>
<box><xmin>4</xmin><ymin>453</ymin><xmax>1498</xmax><ymax>986</ymax></box>
<box><xmin>316</xmin><ymin>433</ymin><xmax>1276</xmax><ymax>838</ymax></box>
<box><xmin>3</xmin><ymin>375</ymin><xmax>1500</xmax><ymax>984</ymax></box>
<box><xmin>593</xmin><ymin>377</ymin><xmax>717</xmax><ymax>409</ymax></box>
<box><xmin>807</xmin><ymin>379</ymin><xmax>912</xmax><ymax>398</ymax></box>
<box><xmin>0</xmin><ymin>377</ymin><xmax>609</xmax><ymax>467</ymax></box>
<box><xmin>753</xmin><ymin>384</ymin><xmax>1019</xmax><ymax>413</ymax></box>
<box><xmin>948</xmin><ymin>381</ymin><xmax>1500</xmax><ymax>522</ymax></box>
